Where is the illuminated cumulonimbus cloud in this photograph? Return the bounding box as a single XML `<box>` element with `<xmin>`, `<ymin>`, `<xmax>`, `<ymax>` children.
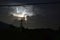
<box><xmin>10</xmin><ymin>5</ymin><xmax>34</xmax><ymax>21</ymax></box>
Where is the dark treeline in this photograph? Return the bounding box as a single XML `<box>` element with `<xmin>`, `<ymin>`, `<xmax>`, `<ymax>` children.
<box><xmin>0</xmin><ymin>22</ymin><xmax>60</xmax><ymax>40</ymax></box>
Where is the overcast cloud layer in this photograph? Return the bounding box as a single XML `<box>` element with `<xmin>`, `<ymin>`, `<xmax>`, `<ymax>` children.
<box><xmin>0</xmin><ymin>3</ymin><xmax>60</xmax><ymax>30</ymax></box>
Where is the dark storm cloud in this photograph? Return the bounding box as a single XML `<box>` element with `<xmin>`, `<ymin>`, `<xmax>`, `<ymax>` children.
<box><xmin>7</xmin><ymin>0</ymin><xmax>60</xmax><ymax>3</ymax></box>
<box><xmin>24</xmin><ymin>4</ymin><xmax>60</xmax><ymax>30</ymax></box>
<box><xmin>0</xmin><ymin>0</ymin><xmax>60</xmax><ymax>4</ymax></box>
<box><xmin>0</xmin><ymin>7</ymin><xmax>17</xmax><ymax>24</ymax></box>
<box><xmin>0</xmin><ymin>4</ymin><xmax>60</xmax><ymax>30</ymax></box>
<box><xmin>0</xmin><ymin>0</ymin><xmax>60</xmax><ymax>30</ymax></box>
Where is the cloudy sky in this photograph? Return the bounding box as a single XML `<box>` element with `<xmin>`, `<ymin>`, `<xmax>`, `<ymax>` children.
<box><xmin>0</xmin><ymin>0</ymin><xmax>60</xmax><ymax>30</ymax></box>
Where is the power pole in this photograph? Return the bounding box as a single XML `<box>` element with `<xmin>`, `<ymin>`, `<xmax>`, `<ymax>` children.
<box><xmin>20</xmin><ymin>19</ymin><xmax>23</xmax><ymax>32</ymax></box>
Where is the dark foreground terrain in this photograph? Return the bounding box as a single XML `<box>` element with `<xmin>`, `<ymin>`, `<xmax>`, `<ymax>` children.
<box><xmin>0</xmin><ymin>22</ymin><xmax>60</xmax><ymax>40</ymax></box>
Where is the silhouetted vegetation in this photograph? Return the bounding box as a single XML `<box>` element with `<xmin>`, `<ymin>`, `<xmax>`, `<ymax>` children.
<box><xmin>0</xmin><ymin>22</ymin><xmax>60</xmax><ymax>40</ymax></box>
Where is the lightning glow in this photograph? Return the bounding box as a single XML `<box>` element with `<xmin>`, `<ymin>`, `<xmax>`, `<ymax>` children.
<box><xmin>10</xmin><ymin>6</ymin><xmax>34</xmax><ymax>21</ymax></box>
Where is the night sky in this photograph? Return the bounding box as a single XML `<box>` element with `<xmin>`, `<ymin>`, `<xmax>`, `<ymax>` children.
<box><xmin>0</xmin><ymin>0</ymin><xmax>60</xmax><ymax>30</ymax></box>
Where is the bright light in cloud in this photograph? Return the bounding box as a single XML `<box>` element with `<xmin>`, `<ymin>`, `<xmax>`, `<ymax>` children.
<box><xmin>10</xmin><ymin>6</ymin><xmax>34</xmax><ymax>21</ymax></box>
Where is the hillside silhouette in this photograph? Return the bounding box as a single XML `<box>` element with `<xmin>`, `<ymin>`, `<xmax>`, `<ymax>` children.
<box><xmin>0</xmin><ymin>22</ymin><xmax>60</xmax><ymax>40</ymax></box>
